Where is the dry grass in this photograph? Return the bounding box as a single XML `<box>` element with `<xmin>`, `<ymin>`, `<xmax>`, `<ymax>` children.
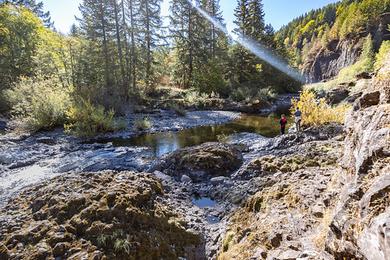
<box><xmin>313</xmin><ymin>208</ymin><xmax>334</xmax><ymax>249</ymax></box>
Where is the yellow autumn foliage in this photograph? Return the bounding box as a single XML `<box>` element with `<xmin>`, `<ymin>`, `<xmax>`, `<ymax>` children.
<box><xmin>290</xmin><ymin>90</ymin><xmax>351</xmax><ymax>127</ymax></box>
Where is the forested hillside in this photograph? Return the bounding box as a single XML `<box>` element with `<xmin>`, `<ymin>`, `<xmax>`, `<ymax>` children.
<box><xmin>0</xmin><ymin>0</ymin><xmax>301</xmax><ymax>134</ymax></box>
<box><xmin>276</xmin><ymin>0</ymin><xmax>390</xmax><ymax>82</ymax></box>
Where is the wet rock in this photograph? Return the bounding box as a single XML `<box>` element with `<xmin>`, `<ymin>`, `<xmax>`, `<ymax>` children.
<box><xmin>152</xmin><ymin>142</ymin><xmax>243</xmax><ymax>182</ymax></box>
<box><xmin>181</xmin><ymin>175</ymin><xmax>192</xmax><ymax>183</ymax></box>
<box><xmin>0</xmin><ymin>154</ymin><xmax>12</xmax><ymax>165</ymax></box>
<box><xmin>52</xmin><ymin>242</ymin><xmax>69</xmax><ymax>257</ymax></box>
<box><xmin>0</xmin><ymin>120</ymin><xmax>6</xmax><ymax>132</ymax></box>
<box><xmin>210</xmin><ymin>177</ymin><xmax>229</xmax><ymax>185</ymax></box>
<box><xmin>36</xmin><ymin>137</ymin><xmax>56</xmax><ymax>145</ymax></box>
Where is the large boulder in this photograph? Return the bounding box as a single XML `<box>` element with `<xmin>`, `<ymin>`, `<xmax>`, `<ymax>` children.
<box><xmin>152</xmin><ymin>142</ymin><xmax>243</xmax><ymax>182</ymax></box>
<box><xmin>0</xmin><ymin>172</ymin><xmax>203</xmax><ymax>259</ymax></box>
<box><xmin>325</xmin><ymin>86</ymin><xmax>350</xmax><ymax>105</ymax></box>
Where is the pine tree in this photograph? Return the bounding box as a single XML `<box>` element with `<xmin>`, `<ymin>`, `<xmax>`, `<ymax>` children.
<box><xmin>137</xmin><ymin>0</ymin><xmax>163</xmax><ymax>88</ymax></box>
<box><xmin>4</xmin><ymin>0</ymin><xmax>53</xmax><ymax>27</ymax></box>
<box><xmin>77</xmin><ymin>0</ymin><xmax>118</xmax><ymax>100</ymax></box>
<box><xmin>169</xmin><ymin>0</ymin><xmax>196</xmax><ymax>88</ymax></box>
<box><xmin>247</xmin><ymin>0</ymin><xmax>265</xmax><ymax>41</ymax></box>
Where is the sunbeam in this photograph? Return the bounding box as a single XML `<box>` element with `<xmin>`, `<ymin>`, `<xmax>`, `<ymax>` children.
<box><xmin>186</xmin><ymin>0</ymin><xmax>305</xmax><ymax>83</ymax></box>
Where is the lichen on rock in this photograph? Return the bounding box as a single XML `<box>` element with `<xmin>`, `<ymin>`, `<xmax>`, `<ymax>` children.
<box><xmin>0</xmin><ymin>171</ymin><xmax>204</xmax><ymax>259</ymax></box>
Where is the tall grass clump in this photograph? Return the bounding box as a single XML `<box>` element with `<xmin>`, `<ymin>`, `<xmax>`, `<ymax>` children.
<box><xmin>134</xmin><ymin>117</ymin><xmax>152</xmax><ymax>131</ymax></box>
<box><xmin>5</xmin><ymin>76</ymin><xmax>71</xmax><ymax>131</ymax></box>
<box><xmin>291</xmin><ymin>90</ymin><xmax>351</xmax><ymax>127</ymax></box>
<box><xmin>374</xmin><ymin>41</ymin><xmax>390</xmax><ymax>72</ymax></box>
<box><xmin>65</xmin><ymin>98</ymin><xmax>118</xmax><ymax>137</ymax></box>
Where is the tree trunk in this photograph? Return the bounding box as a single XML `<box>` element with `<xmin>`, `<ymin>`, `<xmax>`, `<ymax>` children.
<box><xmin>121</xmin><ymin>0</ymin><xmax>130</xmax><ymax>100</ymax></box>
<box><xmin>188</xmin><ymin>5</ymin><xmax>193</xmax><ymax>88</ymax></box>
<box><xmin>145</xmin><ymin>0</ymin><xmax>152</xmax><ymax>87</ymax></box>
<box><xmin>99</xmin><ymin>0</ymin><xmax>110</xmax><ymax>89</ymax></box>
<box><xmin>211</xmin><ymin>1</ymin><xmax>216</xmax><ymax>58</ymax></box>
<box><xmin>113</xmin><ymin>0</ymin><xmax>126</xmax><ymax>100</ymax></box>
<box><xmin>128</xmin><ymin>0</ymin><xmax>137</xmax><ymax>91</ymax></box>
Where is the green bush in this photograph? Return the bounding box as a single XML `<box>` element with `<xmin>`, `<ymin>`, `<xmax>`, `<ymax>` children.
<box><xmin>65</xmin><ymin>99</ymin><xmax>119</xmax><ymax>137</ymax></box>
<box><xmin>134</xmin><ymin>117</ymin><xmax>152</xmax><ymax>131</ymax></box>
<box><xmin>170</xmin><ymin>104</ymin><xmax>187</xmax><ymax>117</ymax></box>
<box><xmin>375</xmin><ymin>41</ymin><xmax>390</xmax><ymax>71</ymax></box>
<box><xmin>184</xmin><ymin>90</ymin><xmax>209</xmax><ymax>108</ymax></box>
<box><xmin>230</xmin><ymin>86</ymin><xmax>277</xmax><ymax>103</ymax></box>
<box><xmin>5</xmin><ymin>76</ymin><xmax>71</xmax><ymax>131</ymax></box>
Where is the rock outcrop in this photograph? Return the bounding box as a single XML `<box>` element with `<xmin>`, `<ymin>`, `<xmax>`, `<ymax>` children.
<box><xmin>324</xmin><ymin>54</ymin><xmax>390</xmax><ymax>259</ymax></box>
<box><xmin>303</xmin><ymin>13</ymin><xmax>390</xmax><ymax>83</ymax></box>
<box><xmin>217</xmin><ymin>135</ymin><xmax>344</xmax><ymax>259</ymax></box>
<box><xmin>151</xmin><ymin>142</ymin><xmax>243</xmax><ymax>182</ymax></box>
<box><xmin>219</xmin><ymin>54</ymin><xmax>390</xmax><ymax>259</ymax></box>
<box><xmin>0</xmin><ymin>171</ymin><xmax>204</xmax><ymax>259</ymax></box>
<box><xmin>303</xmin><ymin>38</ymin><xmax>363</xmax><ymax>83</ymax></box>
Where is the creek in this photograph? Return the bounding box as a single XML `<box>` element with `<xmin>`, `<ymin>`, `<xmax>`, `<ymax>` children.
<box><xmin>96</xmin><ymin>114</ymin><xmax>291</xmax><ymax>157</ymax></box>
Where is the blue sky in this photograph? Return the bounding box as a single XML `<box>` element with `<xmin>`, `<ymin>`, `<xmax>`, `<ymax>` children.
<box><xmin>42</xmin><ymin>0</ymin><xmax>340</xmax><ymax>34</ymax></box>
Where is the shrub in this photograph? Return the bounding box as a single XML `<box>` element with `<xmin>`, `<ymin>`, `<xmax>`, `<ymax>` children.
<box><xmin>290</xmin><ymin>89</ymin><xmax>351</xmax><ymax>127</ymax></box>
<box><xmin>170</xmin><ymin>104</ymin><xmax>187</xmax><ymax>117</ymax></box>
<box><xmin>5</xmin><ymin>76</ymin><xmax>71</xmax><ymax>131</ymax></box>
<box><xmin>375</xmin><ymin>41</ymin><xmax>390</xmax><ymax>71</ymax></box>
<box><xmin>231</xmin><ymin>86</ymin><xmax>277</xmax><ymax>103</ymax></box>
<box><xmin>65</xmin><ymin>99</ymin><xmax>118</xmax><ymax>137</ymax></box>
<box><xmin>184</xmin><ymin>90</ymin><xmax>209</xmax><ymax>108</ymax></box>
<box><xmin>134</xmin><ymin>117</ymin><xmax>152</xmax><ymax>131</ymax></box>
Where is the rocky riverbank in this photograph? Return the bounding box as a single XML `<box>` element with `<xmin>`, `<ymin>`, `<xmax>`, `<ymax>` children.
<box><xmin>0</xmin><ymin>111</ymin><xmax>239</xmax><ymax>207</ymax></box>
<box><xmin>0</xmin><ymin>121</ymin><xmax>346</xmax><ymax>259</ymax></box>
<box><xmin>1</xmin><ymin>58</ymin><xmax>389</xmax><ymax>260</ymax></box>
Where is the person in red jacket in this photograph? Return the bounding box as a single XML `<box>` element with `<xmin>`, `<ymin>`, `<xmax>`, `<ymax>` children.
<box><xmin>280</xmin><ymin>114</ymin><xmax>287</xmax><ymax>135</ymax></box>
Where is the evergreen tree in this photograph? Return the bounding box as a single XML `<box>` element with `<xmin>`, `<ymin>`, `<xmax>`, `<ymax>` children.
<box><xmin>169</xmin><ymin>0</ymin><xmax>197</xmax><ymax>88</ymax></box>
<box><xmin>137</xmin><ymin>0</ymin><xmax>163</xmax><ymax>89</ymax></box>
<box><xmin>231</xmin><ymin>0</ymin><xmax>266</xmax><ymax>84</ymax></box>
<box><xmin>77</xmin><ymin>0</ymin><xmax>118</xmax><ymax>102</ymax></box>
<box><xmin>4</xmin><ymin>0</ymin><xmax>53</xmax><ymax>27</ymax></box>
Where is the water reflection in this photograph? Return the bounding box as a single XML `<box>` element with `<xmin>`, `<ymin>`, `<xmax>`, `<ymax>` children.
<box><xmin>109</xmin><ymin>114</ymin><xmax>291</xmax><ymax>157</ymax></box>
<box><xmin>192</xmin><ymin>197</ymin><xmax>217</xmax><ymax>208</ymax></box>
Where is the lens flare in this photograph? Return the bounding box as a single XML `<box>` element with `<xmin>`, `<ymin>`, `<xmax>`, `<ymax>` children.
<box><xmin>186</xmin><ymin>0</ymin><xmax>305</xmax><ymax>83</ymax></box>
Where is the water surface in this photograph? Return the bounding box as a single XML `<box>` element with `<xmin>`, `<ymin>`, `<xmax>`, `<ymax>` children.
<box><xmin>107</xmin><ymin>114</ymin><xmax>291</xmax><ymax>156</ymax></box>
<box><xmin>192</xmin><ymin>197</ymin><xmax>218</xmax><ymax>208</ymax></box>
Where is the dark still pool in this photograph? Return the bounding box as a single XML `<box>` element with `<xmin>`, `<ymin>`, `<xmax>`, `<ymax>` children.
<box><xmin>106</xmin><ymin>114</ymin><xmax>291</xmax><ymax>157</ymax></box>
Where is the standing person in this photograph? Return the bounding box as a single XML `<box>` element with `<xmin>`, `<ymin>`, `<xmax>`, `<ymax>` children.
<box><xmin>294</xmin><ymin>108</ymin><xmax>302</xmax><ymax>132</ymax></box>
<box><xmin>280</xmin><ymin>114</ymin><xmax>287</xmax><ymax>135</ymax></box>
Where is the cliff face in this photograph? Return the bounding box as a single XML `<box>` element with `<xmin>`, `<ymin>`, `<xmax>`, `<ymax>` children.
<box><xmin>218</xmin><ymin>54</ymin><xmax>390</xmax><ymax>259</ymax></box>
<box><xmin>303</xmin><ymin>38</ymin><xmax>363</xmax><ymax>83</ymax></box>
<box><xmin>303</xmin><ymin>13</ymin><xmax>390</xmax><ymax>83</ymax></box>
<box><xmin>324</xmin><ymin>53</ymin><xmax>390</xmax><ymax>259</ymax></box>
